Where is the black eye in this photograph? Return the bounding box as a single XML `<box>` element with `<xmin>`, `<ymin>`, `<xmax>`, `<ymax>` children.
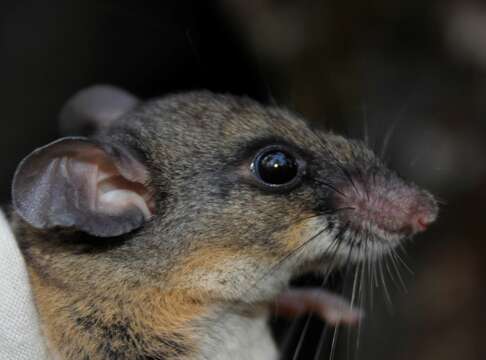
<box><xmin>251</xmin><ymin>146</ymin><xmax>303</xmax><ymax>189</ymax></box>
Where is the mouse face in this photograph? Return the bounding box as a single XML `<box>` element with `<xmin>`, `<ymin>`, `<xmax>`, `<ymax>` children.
<box><xmin>11</xmin><ymin>87</ymin><xmax>438</xmax><ymax>359</ymax></box>
<box><xmin>13</xmin><ymin>90</ymin><xmax>437</xmax><ymax>301</ymax></box>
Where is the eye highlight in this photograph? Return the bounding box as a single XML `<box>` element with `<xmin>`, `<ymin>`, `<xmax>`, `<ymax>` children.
<box><xmin>251</xmin><ymin>145</ymin><xmax>304</xmax><ymax>191</ymax></box>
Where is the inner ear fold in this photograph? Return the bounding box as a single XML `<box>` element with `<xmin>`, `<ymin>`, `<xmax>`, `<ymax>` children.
<box><xmin>12</xmin><ymin>137</ymin><xmax>153</xmax><ymax>237</ymax></box>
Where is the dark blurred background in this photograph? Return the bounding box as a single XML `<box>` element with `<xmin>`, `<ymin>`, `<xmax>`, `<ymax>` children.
<box><xmin>1</xmin><ymin>1</ymin><xmax>485</xmax><ymax>359</ymax></box>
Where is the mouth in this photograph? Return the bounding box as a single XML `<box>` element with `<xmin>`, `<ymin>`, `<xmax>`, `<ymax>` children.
<box><xmin>295</xmin><ymin>215</ymin><xmax>409</xmax><ymax>268</ymax></box>
<box><xmin>334</xmin><ymin>220</ymin><xmax>407</xmax><ymax>259</ymax></box>
<box><xmin>269</xmin><ymin>222</ymin><xmax>407</xmax><ymax>328</ymax></box>
<box><xmin>269</xmin><ymin>202</ymin><xmax>438</xmax><ymax>327</ymax></box>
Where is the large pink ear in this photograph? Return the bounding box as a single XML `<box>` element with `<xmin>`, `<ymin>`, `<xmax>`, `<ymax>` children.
<box><xmin>59</xmin><ymin>85</ymin><xmax>139</xmax><ymax>136</ymax></box>
<box><xmin>12</xmin><ymin>137</ymin><xmax>153</xmax><ymax>237</ymax></box>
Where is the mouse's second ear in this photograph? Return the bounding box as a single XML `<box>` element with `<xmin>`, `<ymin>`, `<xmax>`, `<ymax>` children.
<box><xmin>12</xmin><ymin>138</ymin><xmax>153</xmax><ymax>237</ymax></box>
<box><xmin>59</xmin><ymin>85</ymin><xmax>139</xmax><ymax>136</ymax></box>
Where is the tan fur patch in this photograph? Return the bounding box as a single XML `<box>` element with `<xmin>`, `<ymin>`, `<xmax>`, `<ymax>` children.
<box><xmin>29</xmin><ymin>269</ymin><xmax>208</xmax><ymax>359</ymax></box>
<box><xmin>280</xmin><ymin>212</ymin><xmax>317</xmax><ymax>252</ymax></box>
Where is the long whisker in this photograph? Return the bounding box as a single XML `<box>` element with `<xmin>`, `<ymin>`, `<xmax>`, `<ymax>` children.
<box><xmin>345</xmin><ymin>250</ymin><xmax>361</xmax><ymax>360</ymax></box>
<box><xmin>365</xmin><ymin>229</ymin><xmax>375</xmax><ymax>310</ymax></box>
<box><xmin>329</xmin><ymin>324</ymin><xmax>341</xmax><ymax>360</ymax></box>
<box><xmin>362</xmin><ymin>102</ymin><xmax>370</xmax><ymax>148</ymax></box>
<box><xmin>279</xmin><ymin>317</ymin><xmax>302</xmax><ymax>359</ymax></box>
<box><xmin>393</xmin><ymin>244</ymin><xmax>414</xmax><ymax>275</ymax></box>
<box><xmin>307</xmin><ymin>233</ymin><xmax>350</xmax><ymax>360</ymax></box>
<box><xmin>312</xmin><ymin>233</ymin><xmax>349</xmax><ymax>360</ymax></box>
<box><xmin>309</xmin><ymin>127</ymin><xmax>361</xmax><ymax>197</ymax></box>
<box><xmin>380</xmin><ymin>117</ymin><xmax>400</xmax><ymax>161</ymax></box>
<box><xmin>292</xmin><ymin>315</ymin><xmax>312</xmax><ymax>360</ymax></box>
<box><xmin>325</xmin><ymin>226</ymin><xmax>356</xmax><ymax>360</ymax></box>
<box><xmin>383</xmin><ymin>252</ymin><xmax>399</xmax><ymax>291</ymax></box>
<box><xmin>381</xmin><ymin>81</ymin><xmax>430</xmax><ymax>161</ymax></box>
<box><xmin>377</xmin><ymin>256</ymin><xmax>393</xmax><ymax>312</ymax></box>
<box><xmin>339</xmin><ymin>166</ymin><xmax>361</xmax><ymax>197</ymax></box>
<box><xmin>370</xmin><ymin>241</ymin><xmax>378</xmax><ymax>312</ymax></box>
<box><xmin>350</xmin><ymin>231</ymin><xmax>366</xmax><ymax>356</ymax></box>
<box><xmin>259</xmin><ymin>225</ymin><xmax>334</xmax><ymax>289</ymax></box>
<box><xmin>292</xmin><ymin>236</ymin><xmax>345</xmax><ymax>360</ymax></box>
<box><xmin>312</xmin><ymin>179</ymin><xmax>348</xmax><ymax>198</ymax></box>
<box><xmin>356</xmin><ymin>250</ymin><xmax>367</xmax><ymax>355</ymax></box>
<box><xmin>388</xmin><ymin>250</ymin><xmax>407</xmax><ymax>292</ymax></box>
<box><xmin>380</xmin><ymin>98</ymin><xmax>413</xmax><ymax>161</ymax></box>
<box><xmin>312</xmin><ymin>324</ymin><xmax>330</xmax><ymax>360</ymax></box>
<box><xmin>388</xmin><ymin>252</ymin><xmax>403</xmax><ymax>282</ymax></box>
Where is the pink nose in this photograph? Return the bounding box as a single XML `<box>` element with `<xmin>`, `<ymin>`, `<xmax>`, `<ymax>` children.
<box><xmin>334</xmin><ymin>178</ymin><xmax>438</xmax><ymax>238</ymax></box>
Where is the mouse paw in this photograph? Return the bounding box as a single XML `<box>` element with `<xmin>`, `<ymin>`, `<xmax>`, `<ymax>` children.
<box><xmin>273</xmin><ymin>288</ymin><xmax>363</xmax><ymax>326</ymax></box>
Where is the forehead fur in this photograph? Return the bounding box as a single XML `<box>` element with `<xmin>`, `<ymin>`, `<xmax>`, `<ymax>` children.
<box><xmin>110</xmin><ymin>92</ymin><xmax>317</xmax><ymax>161</ymax></box>
<box><xmin>108</xmin><ymin>92</ymin><xmax>378</xmax><ymax>175</ymax></box>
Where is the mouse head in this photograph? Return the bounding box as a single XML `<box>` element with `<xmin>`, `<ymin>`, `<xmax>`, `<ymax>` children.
<box><xmin>12</xmin><ymin>86</ymin><xmax>438</xmax><ymax>302</ymax></box>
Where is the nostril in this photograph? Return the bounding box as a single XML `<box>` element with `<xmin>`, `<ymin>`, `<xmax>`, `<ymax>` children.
<box><xmin>411</xmin><ymin>203</ymin><xmax>439</xmax><ymax>234</ymax></box>
<box><xmin>416</xmin><ymin>216</ymin><xmax>430</xmax><ymax>231</ymax></box>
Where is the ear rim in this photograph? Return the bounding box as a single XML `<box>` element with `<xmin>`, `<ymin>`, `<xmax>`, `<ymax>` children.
<box><xmin>59</xmin><ymin>85</ymin><xmax>140</xmax><ymax>136</ymax></box>
<box><xmin>12</xmin><ymin>137</ymin><xmax>152</xmax><ymax>238</ymax></box>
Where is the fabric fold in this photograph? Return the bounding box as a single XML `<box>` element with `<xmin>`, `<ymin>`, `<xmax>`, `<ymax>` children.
<box><xmin>0</xmin><ymin>209</ymin><xmax>48</xmax><ymax>360</ymax></box>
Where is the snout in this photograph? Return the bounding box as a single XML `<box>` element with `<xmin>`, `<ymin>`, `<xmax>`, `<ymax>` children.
<box><xmin>332</xmin><ymin>171</ymin><xmax>438</xmax><ymax>240</ymax></box>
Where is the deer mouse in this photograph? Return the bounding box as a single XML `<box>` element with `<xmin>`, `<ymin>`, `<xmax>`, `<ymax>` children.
<box><xmin>10</xmin><ymin>85</ymin><xmax>438</xmax><ymax>360</ymax></box>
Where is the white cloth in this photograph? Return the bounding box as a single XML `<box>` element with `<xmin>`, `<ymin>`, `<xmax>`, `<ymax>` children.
<box><xmin>0</xmin><ymin>209</ymin><xmax>48</xmax><ymax>359</ymax></box>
